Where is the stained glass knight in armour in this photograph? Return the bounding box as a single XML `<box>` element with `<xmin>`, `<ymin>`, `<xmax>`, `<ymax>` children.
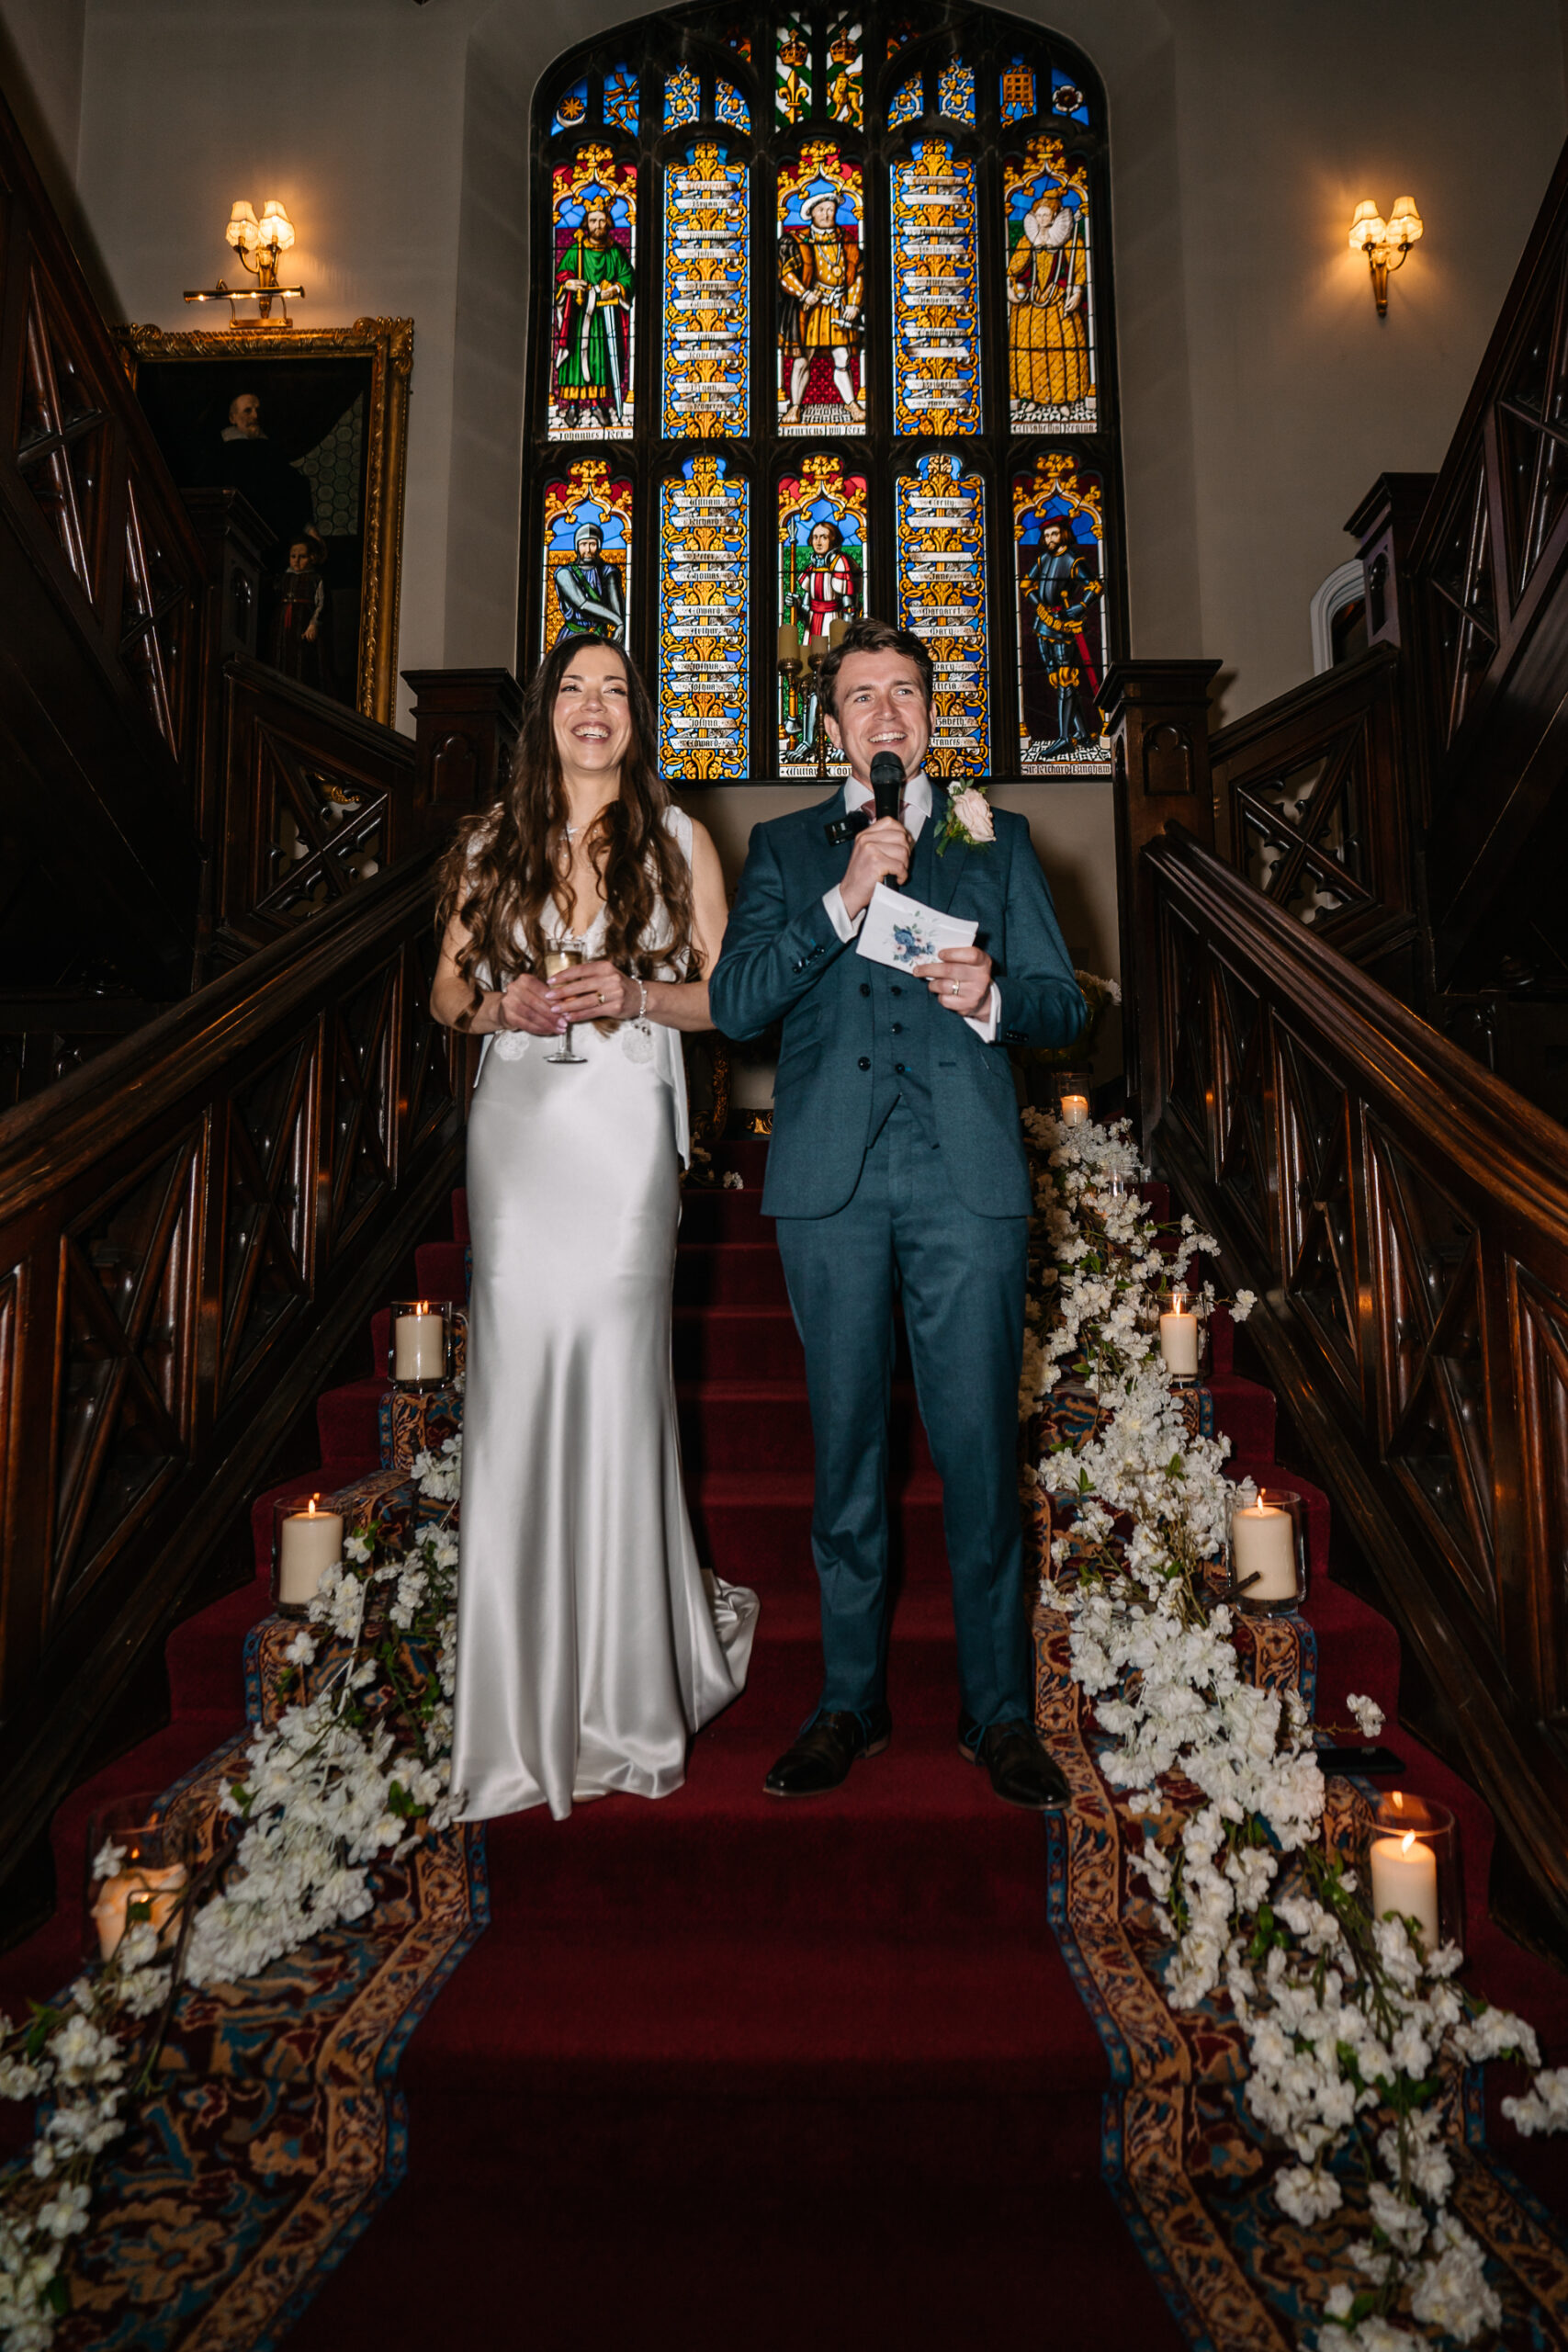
<box><xmin>794</xmin><ymin>519</ymin><xmax>858</xmax><ymax>642</ymax></box>
<box><xmin>1007</xmin><ymin>188</ymin><xmax>1089</xmax><ymax>408</ymax></box>
<box><xmin>1024</xmin><ymin>516</ymin><xmax>1102</xmax><ymax>755</ymax></box>
<box><xmin>554</xmin><ymin>523</ymin><xmax>626</xmax><ymax>644</ymax></box>
<box><xmin>779</xmin><ymin>188</ymin><xmax>864</xmax><ymax>424</ymax></box>
<box><xmin>554</xmin><ymin>199</ymin><xmax>634</xmax><ymax>428</ymax></box>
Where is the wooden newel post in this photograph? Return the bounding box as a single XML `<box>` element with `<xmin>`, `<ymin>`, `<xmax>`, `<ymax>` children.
<box><xmin>1100</xmin><ymin>660</ymin><xmax>1221</xmax><ymax>1150</ymax></box>
<box><xmin>402</xmin><ymin>668</ymin><xmax>524</xmax><ymax>833</ymax></box>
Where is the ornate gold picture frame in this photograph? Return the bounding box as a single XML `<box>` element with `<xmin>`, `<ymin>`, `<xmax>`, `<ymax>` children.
<box><xmin>117</xmin><ymin>316</ymin><xmax>412</xmax><ymax>726</ymax></box>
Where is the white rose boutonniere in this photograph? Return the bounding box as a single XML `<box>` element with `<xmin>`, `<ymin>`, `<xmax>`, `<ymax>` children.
<box><xmin>938</xmin><ymin>784</ymin><xmax>995</xmax><ymax>854</ymax></box>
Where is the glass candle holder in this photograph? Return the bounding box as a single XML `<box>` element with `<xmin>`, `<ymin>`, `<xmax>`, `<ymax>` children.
<box><xmin>1055</xmin><ymin>1070</ymin><xmax>1092</xmax><ymax>1130</ymax></box>
<box><xmin>1157</xmin><ymin>1285</ymin><xmax>1210</xmax><ymax>1385</ymax></box>
<box><xmin>1370</xmin><ymin>1791</ymin><xmax>1461</xmax><ymax>1953</ymax></box>
<box><xmin>388</xmin><ymin>1298</ymin><xmax>453</xmax><ymax>1391</ymax></box>
<box><xmin>272</xmin><ymin>1492</ymin><xmax>344</xmax><ymax>1616</ymax></box>
<box><xmin>84</xmin><ymin>1797</ymin><xmax>189</xmax><ymax>1963</ymax></box>
<box><xmin>1226</xmin><ymin>1485</ymin><xmax>1307</xmax><ymax>1612</ymax></box>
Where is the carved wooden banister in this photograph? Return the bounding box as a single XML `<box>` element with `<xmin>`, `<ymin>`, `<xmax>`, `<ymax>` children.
<box><xmin>0</xmin><ymin>852</ymin><xmax>468</xmax><ymax>1933</ymax></box>
<box><xmin>1137</xmin><ymin>824</ymin><xmax>1568</xmax><ymax>1938</ymax></box>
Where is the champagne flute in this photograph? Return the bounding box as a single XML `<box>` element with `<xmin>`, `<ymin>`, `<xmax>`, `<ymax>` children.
<box><xmin>543</xmin><ymin>936</ymin><xmax>588</xmax><ymax>1065</ymax></box>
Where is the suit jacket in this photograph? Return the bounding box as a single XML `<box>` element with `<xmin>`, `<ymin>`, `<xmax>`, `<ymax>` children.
<box><xmin>709</xmin><ymin>786</ymin><xmax>1085</xmax><ymax>1219</ymax></box>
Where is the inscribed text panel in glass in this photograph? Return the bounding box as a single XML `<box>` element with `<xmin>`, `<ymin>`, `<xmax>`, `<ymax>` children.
<box><xmin>827</xmin><ymin>17</ymin><xmax>863</xmax><ymax>125</ymax></box>
<box><xmin>549</xmin><ymin>148</ymin><xmax>637</xmax><ymax>441</ymax></box>
<box><xmin>1013</xmin><ymin>450</ymin><xmax>1109</xmax><ymax>773</ymax></box>
<box><xmin>604</xmin><ymin>64</ymin><xmax>639</xmax><ymax>136</ymax></box>
<box><xmin>887</xmin><ymin>74</ymin><xmax>921</xmax><ymax>129</ymax></box>
<box><xmin>776</xmin><ymin>452</ymin><xmax>867</xmax><ymax>775</ymax></box>
<box><xmin>662</xmin><ymin>141</ymin><xmax>750</xmax><ymax>439</ymax></box>
<box><xmin>897</xmin><ymin>452</ymin><xmax>987</xmax><ymax>777</ymax></box>
<box><xmin>890</xmin><ymin>140</ymin><xmax>980</xmax><ymax>437</ymax></box>
<box><xmin>664</xmin><ymin>64</ymin><xmax>702</xmax><ymax>130</ymax></box>
<box><xmin>937</xmin><ymin>59</ymin><xmax>976</xmax><ymax>123</ymax></box>
<box><xmin>776</xmin><ymin>14</ymin><xmax>813</xmax><ymax>122</ymax></box>
<box><xmin>778</xmin><ymin>141</ymin><xmax>866</xmax><ymax>435</ymax></box>
<box><xmin>659</xmin><ymin>454</ymin><xmax>750</xmax><ymax>780</ymax></box>
<box><xmin>1004</xmin><ymin>137</ymin><xmax>1095</xmax><ymax>433</ymax></box>
<box><xmin>540</xmin><ymin>458</ymin><xmax>633</xmax><ymax>652</ymax></box>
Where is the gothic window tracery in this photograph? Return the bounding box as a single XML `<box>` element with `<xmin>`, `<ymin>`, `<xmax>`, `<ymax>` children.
<box><xmin>525</xmin><ymin>4</ymin><xmax>1121</xmax><ymax>782</ymax></box>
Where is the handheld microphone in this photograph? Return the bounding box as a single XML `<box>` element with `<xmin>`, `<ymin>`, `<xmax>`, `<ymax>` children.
<box><xmin>869</xmin><ymin>751</ymin><xmax>905</xmax><ymax>889</ymax></box>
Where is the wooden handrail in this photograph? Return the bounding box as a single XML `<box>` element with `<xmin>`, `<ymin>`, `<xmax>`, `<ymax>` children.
<box><xmin>1139</xmin><ymin>822</ymin><xmax>1568</xmax><ymax>1937</ymax></box>
<box><xmin>0</xmin><ymin>844</ymin><xmax>463</xmax><ymax>1931</ymax></box>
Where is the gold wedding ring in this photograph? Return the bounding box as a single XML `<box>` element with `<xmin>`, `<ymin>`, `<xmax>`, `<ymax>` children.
<box><xmin>598</xmin><ymin>989</ymin><xmax>606</xmax><ymax>1004</ymax></box>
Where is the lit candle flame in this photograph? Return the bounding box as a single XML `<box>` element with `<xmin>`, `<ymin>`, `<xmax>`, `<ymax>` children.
<box><xmin>1392</xmin><ymin>1790</ymin><xmax>1404</xmax><ymax>1811</ymax></box>
<box><xmin>1401</xmin><ymin>1830</ymin><xmax>1416</xmax><ymax>1857</ymax></box>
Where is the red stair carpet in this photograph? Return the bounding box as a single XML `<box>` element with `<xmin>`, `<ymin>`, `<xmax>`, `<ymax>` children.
<box><xmin>3</xmin><ymin>1137</ymin><xmax>1565</xmax><ymax>2348</ymax></box>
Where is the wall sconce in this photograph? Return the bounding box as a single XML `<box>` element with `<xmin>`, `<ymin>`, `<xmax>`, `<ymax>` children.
<box><xmin>1348</xmin><ymin>196</ymin><xmax>1423</xmax><ymax>317</ymax></box>
<box><xmin>184</xmin><ymin>198</ymin><xmax>305</xmax><ymax>329</ymax></box>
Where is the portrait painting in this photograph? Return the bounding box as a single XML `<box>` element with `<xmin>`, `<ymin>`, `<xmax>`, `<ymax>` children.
<box><xmin>119</xmin><ymin>317</ymin><xmax>412</xmax><ymax>725</ymax></box>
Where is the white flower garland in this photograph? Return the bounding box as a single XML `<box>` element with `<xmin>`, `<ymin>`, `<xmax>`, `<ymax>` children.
<box><xmin>1024</xmin><ymin>1108</ymin><xmax>1568</xmax><ymax>2348</ymax></box>
<box><xmin>0</xmin><ymin>1439</ymin><xmax>466</xmax><ymax>2348</ymax></box>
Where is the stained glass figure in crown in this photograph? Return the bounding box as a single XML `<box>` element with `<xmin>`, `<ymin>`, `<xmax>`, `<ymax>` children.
<box><xmin>541</xmin><ymin>460</ymin><xmax>634</xmax><ymax>651</ymax></box>
<box><xmin>1004</xmin><ymin>138</ymin><xmax>1094</xmax><ymax>432</ymax></box>
<box><xmin>550</xmin><ymin>150</ymin><xmax>637</xmax><ymax>439</ymax></box>
<box><xmin>777</xmin><ymin>454</ymin><xmax>866</xmax><ymax>772</ymax></box>
<box><xmin>827</xmin><ymin>18</ymin><xmax>863</xmax><ymax>126</ymax></box>
<box><xmin>1013</xmin><ymin>452</ymin><xmax>1107</xmax><ymax>773</ymax></box>
<box><xmin>778</xmin><ymin>143</ymin><xmax>865</xmax><ymax>432</ymax></box>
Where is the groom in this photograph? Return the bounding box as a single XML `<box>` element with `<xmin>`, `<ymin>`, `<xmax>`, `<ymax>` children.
<box><xmin>709</xmin><ymin>618</ymin><xmax>1086</xmax><ymax>1808</ymax></box>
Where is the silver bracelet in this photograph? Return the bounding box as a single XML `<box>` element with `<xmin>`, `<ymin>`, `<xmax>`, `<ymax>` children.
<box><xmin>634</xmin><ymin>977</ymin><xmax>649</xmax><ymax>1023</ymax></box>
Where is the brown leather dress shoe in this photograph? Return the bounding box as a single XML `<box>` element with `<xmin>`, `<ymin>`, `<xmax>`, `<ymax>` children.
<box><xmin>763</xmin><ymin>1705</ymin><xmax>892</xmax><ymax>1797</ymax></box>
<box><xmin>959</xmin><ymin>1717</ymin><xmax>1070</xmax><ymax>1810</ymax></box>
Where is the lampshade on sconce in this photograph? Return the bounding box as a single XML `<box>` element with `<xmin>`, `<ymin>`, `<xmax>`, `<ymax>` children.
<box><xmin>1348</xmin><ymin>194</ymin><xmax>1424</xmax><ymax>316</ymax></box>
<box><xmin>189</xmin><ymin>196</ymin><xmax>304</xmax><ymax>328</ymax></box>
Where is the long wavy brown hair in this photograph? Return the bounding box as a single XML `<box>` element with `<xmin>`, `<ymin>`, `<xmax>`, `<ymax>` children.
<box><xmin>434</xmin><ymin>636</ymin><xmax>697</xmax><ymax>1030</ymax></box>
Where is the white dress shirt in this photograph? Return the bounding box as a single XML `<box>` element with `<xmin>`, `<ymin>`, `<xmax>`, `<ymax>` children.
<box><xmin>822</xmin><ymin>773</ymin><xmax>1000</xmax><ymax>1042</ymax></box>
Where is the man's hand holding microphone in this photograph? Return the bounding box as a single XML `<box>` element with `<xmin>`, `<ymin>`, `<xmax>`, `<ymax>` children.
<box><xmin>838</xmin><ymin>750</ymin><xmax>911</xmax><ymax>920</ymax></box>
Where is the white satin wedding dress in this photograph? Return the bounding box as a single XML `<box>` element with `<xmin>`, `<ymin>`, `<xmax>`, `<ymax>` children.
<box><xmin>450</xmin><ymin>807</ymin><xmax>758</xmax><ymax>1822</ymax></box>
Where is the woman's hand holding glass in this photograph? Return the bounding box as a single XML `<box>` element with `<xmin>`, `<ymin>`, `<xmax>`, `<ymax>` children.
<box><xmin>542</xmin><ymin>958</ymin><xmax>642</xmax><ymax>1025</ymax></box>
<box><xmin>497</xmin><ymin>973</ymin><xmax>572</xmax><ymax>1037</ymax></box>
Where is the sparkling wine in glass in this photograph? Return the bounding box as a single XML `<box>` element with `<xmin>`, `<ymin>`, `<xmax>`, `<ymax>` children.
<box><xmin>543</xmin><ymin>939</ymin><xmax>587</xmax><ymax>1064</ymax></box>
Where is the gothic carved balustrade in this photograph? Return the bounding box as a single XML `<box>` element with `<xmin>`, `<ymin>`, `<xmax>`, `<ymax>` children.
<box><xmin>0</xmin><ymin>859</ymin><xmax>467</xmax><ymax>1928</ymax></box>
<box><xmin>1136</xmin><ymin>824</ymin><xmax>1568</xmax><ymax>1937</ymax></box>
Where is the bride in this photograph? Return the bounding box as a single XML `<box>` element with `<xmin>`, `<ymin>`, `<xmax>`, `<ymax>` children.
<box><xmin>432</xmin><ymin>635</ymin><xmax>757</xmax><ymax>1821</ymax></box>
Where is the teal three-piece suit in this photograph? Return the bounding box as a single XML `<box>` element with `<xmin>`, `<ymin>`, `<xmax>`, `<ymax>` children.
<box><xmin>707</xmin><ymin>786</ymin><xmax>1086</xmax><ymax>1744</ymax></box>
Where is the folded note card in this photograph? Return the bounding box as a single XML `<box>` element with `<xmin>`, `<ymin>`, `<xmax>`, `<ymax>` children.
<box><xmin>855</xmin><ymin>882</ymin><xmax>978</xmax><ymax>975</ymax></box>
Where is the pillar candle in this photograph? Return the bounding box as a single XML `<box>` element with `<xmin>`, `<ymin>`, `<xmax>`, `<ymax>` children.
<box><xmin>1370</xmin><ymin>1827</ymin><xmax>1439</xmax><ymax>1949</ymax></box>
<box><xmin>92</xmin><ymin>1861</ymin><xmax>188</xmax><ymax>1962</ymax></box>
<box><xmin>277</xmin><ymin>1499</ymin><xmax>344</xmax><ymax>1606</ymax></box>
<box><xmin>394</xmin><ymin>1305</ymin><xmax>446</xmax><ymax>1382</ymax></box>
<box><xmin>1159</xmin><ymin>1300</ymin><xmax>1200</xmax><ymax>1378</ymax></box>
<box><xmin>1230</xmin><ymin>1500</ymin><xmax>1297</xmax><ymax>1600</ymax></box>
<box><xmin>1060</xmin><ymin>1093</ymin><xmax>1089</xmax><ymax>1129</ymax></box>
<box><xmin>829</xmin><ymin>617</ymin><xmax>850</xmax><ymax>647</ymax></box>
<box><xmin>777</xmin><ymin>621</ymin><xmax>801</xmax><ymax>665</ymax></box>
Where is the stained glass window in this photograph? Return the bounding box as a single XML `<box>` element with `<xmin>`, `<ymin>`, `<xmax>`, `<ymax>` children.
<box><xmin>897</xmin><ymin>453</ymin><xmax>987</xmax><ymax>777</ymax></box>
<box><xmin>658</xmin><ymin>454</ymin><xmax>750</xmax><ymax>779</ymax></box>
<box><xmin>887</xmin><ymin>74</ymin><xmax>920</xmax><ymax>128</ymax></box>
<box><xmin>890</xmin><ymin>139</ymin><xmax>980</xmax><ymax>436</ymax></box>
<box><xmin>776</xmin><ymin>15</ymin><xmax>812</xmax><ymax>121</ymax></box>
<box><xmin>604</xmin><ymin>64</ymin><xmax>640</xmax><ymax>135</ymax></box>
<box><xmin>552</xmin><ymin>77</ymin><xmax>591</xmax><ymax>136</ymax></box>
<box><xmin>662</xmin><ymin>141</ymin><xmax>750</xmax><ymax>437</ymax></box>
<box><xmin>778</xmin><ymin>142</ymin><xmax>865</xmax><ymax>435</ymax></box>
<box><xmin>936</xmin><ymin>59</ymin><xmax>976</xmax><ymax>123</ymax></box>
<box><xmin>547</xmin><ymin>148</ymin><xmax>637</xmax><ymax>440</ymax></box>
<box><xmin>999</xmin><ymin>58</ymin><xmax>1035</xmax><ymax>124</ymax></box>
<box><xmin>664</xmin><ymin>64</ymin><xmax>702</xmax><ymax>129</ymax></box>
<box><xmin>529</xmin><ymin>8</ymin><xmax>1118</xmax><ymax>782</ymax></box>
<box><xmin>541</xmin><ymin>459</ymin><xmax>633</xmax><ymax>651</ymax></box>
<box><xmin>1004</xmin><ymin>136</ymin><xmax>1095</xmax><ymax>433</ymax></box>
<box><xmin>1013</xmin><ymin>452</ymin><xmax>1105</xmax><ymax>771</ymax></box>
<box><xmin>777</xmin><ymin>454</ymin><xmax>867</xmax><ymax>773</ymax></box>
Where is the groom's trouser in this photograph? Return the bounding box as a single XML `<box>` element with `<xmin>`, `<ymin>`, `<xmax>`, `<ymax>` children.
<box><xmin>773</xmin><ymin>1102</ymin><xmax>1032</xmax><ymax>1742</ymax></box>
